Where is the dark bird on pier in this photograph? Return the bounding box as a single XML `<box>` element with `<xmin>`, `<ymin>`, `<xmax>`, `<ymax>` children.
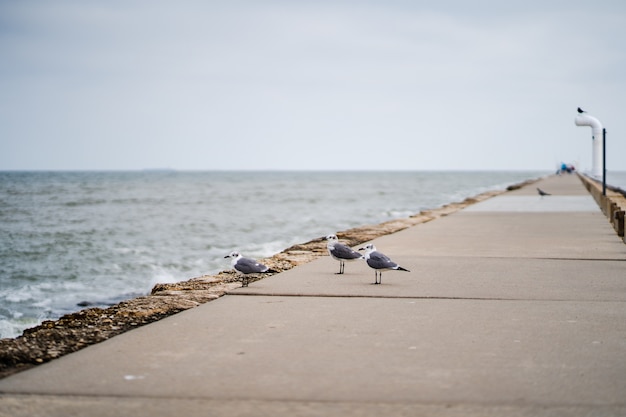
<box><xmin>537</xmin><ymin>188</ymin><xmax>551</xmax><ymax>197</ymax></box>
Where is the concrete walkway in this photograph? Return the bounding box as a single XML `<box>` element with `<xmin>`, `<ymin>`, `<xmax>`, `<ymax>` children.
<box><xmin>1</xmin><ymin>174</ymin><xmax>626</xmax><ymax>416</ymax></box>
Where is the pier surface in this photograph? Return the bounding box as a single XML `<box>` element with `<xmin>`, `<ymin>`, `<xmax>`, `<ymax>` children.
<box><xmin>1</xmin><ymin>174</ymin><xmax>625</xmax><ymax>416</ymax></box>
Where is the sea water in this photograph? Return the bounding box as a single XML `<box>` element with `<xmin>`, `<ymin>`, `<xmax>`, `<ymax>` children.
<box><xmin>601</xmin><ymin>171</ymin><xmax>626</xmax><ymax>192</ymax></box>
<box><xmin>0</xmin><ymin>170</ymin><xmax>561</xmax><ymax>338</ymax></box>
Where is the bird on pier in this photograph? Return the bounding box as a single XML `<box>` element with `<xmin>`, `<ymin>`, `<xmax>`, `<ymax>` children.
<box><xmin>577</xmin><ymin>107</ymin><xmax>586</xmax><ymax>113</ymax></box>
<box><xmin>224</xmin><ymin>251</ymin><xmax>276</xmax><ymax>287</ymax></box>
<box><xmin>325</xmin><ymin>234</ymin><xmax>364</xmax><ymax>274</ymax></box>
<box><xmin>358</xmin><ymin>244</ymin><xmax>410</xmax><ymax>285</ymax></box>
<box><xmin>537</xmin><ymin>188</ymin><xmax>551</xmax><ymax>197</ymax></box>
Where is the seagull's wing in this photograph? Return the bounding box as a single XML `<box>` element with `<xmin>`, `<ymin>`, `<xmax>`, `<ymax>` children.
<box><xmin>235</xmin><ymin>257</ymin><xmax>269</xmax><ymax>274</ymax></box>
<box><xmin>331</xmin><ymin>243</ymin><xmax>363</xmax><ymax>260</ymax></box>
<box><xmin>366</xmin><ymin>251</ymin><xmax>397</xmax><ymax>270</ymax></box>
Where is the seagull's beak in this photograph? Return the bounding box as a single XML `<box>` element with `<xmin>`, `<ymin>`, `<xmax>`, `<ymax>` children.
<box><xmin>358</xmin><ymin>247</ymin><xmax>365</xmax><ymax>251</ymax></box>
<box><xmin>223</xmin><ymin>255</ymin><xmax>229</xmax><ymax>259</ymax></box>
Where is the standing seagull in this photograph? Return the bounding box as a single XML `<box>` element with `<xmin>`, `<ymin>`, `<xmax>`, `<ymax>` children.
<box><xmin>577</xmin><ymin>107</ymin><xmax>586</xmax><ymax>113</ymax></box>
<box><xmin>325</xmin><ymin>234</ymin><xmax>364</xmax><ymax>274</ymax></box>
<box><xmin>358</xmin><ymin>244</ymin><xmax>410</xmax><ymax>285</ymax></box>
<box><xmin>224</xmin><ymin>251</ymin><xmax>276</xmax><ymax>287</ymax></box>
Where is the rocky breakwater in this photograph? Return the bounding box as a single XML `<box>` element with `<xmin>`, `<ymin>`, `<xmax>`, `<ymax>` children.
<box><xmin>0</xmin><ymin>178</ymin><xmax>539</xmax><ymax>379</ymax></box>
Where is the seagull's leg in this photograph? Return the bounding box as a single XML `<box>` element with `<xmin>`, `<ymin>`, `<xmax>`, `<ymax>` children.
<box><xmin>242</xmin><ymin>276</ymin><xmax>248</xmax><ymax>287</ymax></box>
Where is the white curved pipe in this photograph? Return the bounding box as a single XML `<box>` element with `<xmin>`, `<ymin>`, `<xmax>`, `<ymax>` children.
<box><xmin>575</xmin><ymin>114</ymin><xmax>603</xmax><ymax>177</ymax></box>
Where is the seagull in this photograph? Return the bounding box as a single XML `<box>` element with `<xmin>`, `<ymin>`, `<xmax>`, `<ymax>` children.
<box><xmin>537</xmin><ymin>187</ymin><xmax>551</xmax><ymax>197</ymax></box>
<box><xmin>358</xmin><ymin>244</ymin><xmax>410</xmax><ymax>285</ymax></box>
<box><xmin>224</xmin><ymin>251</ymin><xmax>276</xmax><ymax>287</ymax></box>
<box><xmin>577</xmin><ymin>107</ymin><xmax>586</xmax><ymax>113</ymax></box>
<box><xmin>325</xmin><ymin>234</ymin><xmax>364</xmax><ymax>274</ymax></box>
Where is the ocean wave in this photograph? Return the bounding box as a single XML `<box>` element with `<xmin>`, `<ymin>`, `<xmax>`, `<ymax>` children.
<box><xmin>63</xmin><ymin>198</ymin><xmax>108</xmax><ymax>207</ymax></box>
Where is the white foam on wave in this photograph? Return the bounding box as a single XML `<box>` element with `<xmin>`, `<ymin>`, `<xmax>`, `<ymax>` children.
<box><xmin>147</xmin><ymin>267</ymin><xmax>180</xmax><ymax>288</ymax></box>
<box><xmin>383</xmin><ymin>209</ymin><xmax>416</xmax><ymax>219</ymax></box>
<box><xmin>248</xmin><ymin>239</ymin><xmax>293</xmax><ymax>258</ymax></box>
<box><xmin>0</xmin><ymin>319</ymin><xmax>32</xmax><ymax>339</ymax></box>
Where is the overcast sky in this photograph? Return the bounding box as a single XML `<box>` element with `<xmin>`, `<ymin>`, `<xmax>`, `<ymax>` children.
<box><xmin>1</xmin><ymin>1</ymin><xmax>625</xmax><ymax>172</ymax></box>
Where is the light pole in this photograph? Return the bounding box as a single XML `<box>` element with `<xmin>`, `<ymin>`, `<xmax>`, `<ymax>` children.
<box><xmin>602</xmin><ymin>127</ymin><xmax>606</xmax><ymax>196</ymax></box>
<box><xmin>575</xmin><ymin>109</ymin><xmax>605</xmax><ymax>194</ymax></box>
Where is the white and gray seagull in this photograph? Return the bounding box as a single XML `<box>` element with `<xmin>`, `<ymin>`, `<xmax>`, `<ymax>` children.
<box><xmin>358</xmin><ymin>244</ymin><xmax>410</xmax><ymax>285</ymax></box>
<box><xmin>325</xmin><ymin>234</ymin><xmax>364</xmax><ymax>274</ymax></box>
<box><xmin>224</xmin><ymin>251</ymin><xmax>276</xmax><ymax>287</ymax></box>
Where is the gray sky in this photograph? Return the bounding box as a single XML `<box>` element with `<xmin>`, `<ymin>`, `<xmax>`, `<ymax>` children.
<box><xmin>1</xmin><ymin>0</ymin><xmax>625</xmax><ymax>171</ymax></box>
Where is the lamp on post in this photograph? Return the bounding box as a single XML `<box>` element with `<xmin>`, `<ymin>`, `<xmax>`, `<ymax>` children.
<box><xmin>575</xmin><ymin>108</ymin><xmax>605</xmax><ymax>195</ymax></box>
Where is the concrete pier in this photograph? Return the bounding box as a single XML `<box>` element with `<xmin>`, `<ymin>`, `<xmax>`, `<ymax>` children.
<box><xmin>1</xmin><ymin>174</ymin><xmax>625</xmax><ymax>416</ymax></box>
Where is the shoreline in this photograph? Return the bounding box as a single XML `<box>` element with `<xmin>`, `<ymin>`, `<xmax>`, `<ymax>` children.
<box><xmin>0</xmin><ymin>176</ymin><xmax>541</xmax><ymax>379</ymax></box>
